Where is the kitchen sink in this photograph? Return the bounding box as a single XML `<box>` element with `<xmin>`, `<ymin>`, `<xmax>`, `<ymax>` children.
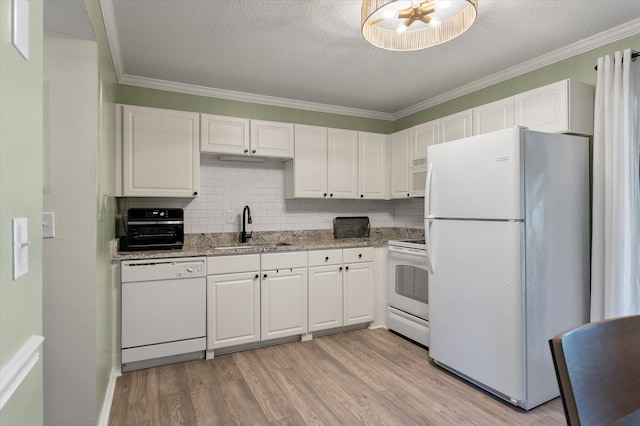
<box><xmin>213</xmin><ymin>242</ymin><xmax>292</xmax><ymax>250</ymax></box>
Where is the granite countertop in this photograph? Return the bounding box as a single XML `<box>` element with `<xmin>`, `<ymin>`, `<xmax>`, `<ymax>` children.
<box><xmin>112</xmin><ymin>227</ymin><xmax>424</xmax><ymax>261</ymax></box>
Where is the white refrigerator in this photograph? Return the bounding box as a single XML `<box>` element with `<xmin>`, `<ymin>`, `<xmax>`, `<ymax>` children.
<box><xmin>424</xmin><ymin>127</ymin><xmax>590</xmax><ymax>410</ymax></box>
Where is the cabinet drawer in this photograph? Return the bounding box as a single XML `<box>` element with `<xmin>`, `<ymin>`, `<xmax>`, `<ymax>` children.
<box><xmin>261</xmin><ymin>251</ymin><xmax>307</xmax><ymax>270</ymax></box>
<box><xmin>207</xmin><ymin>254</ymin><xmax>260</xmax><ymax>275</ymax></box>
<box><xmin>343</xmin><ymin>247</ymin><xmax>374</xmax><ymax>263</ymax></box>
<box><xmin>308</xmin><ymin>249</ymin><xmax>343</xmax><ymax>267</ymax></box>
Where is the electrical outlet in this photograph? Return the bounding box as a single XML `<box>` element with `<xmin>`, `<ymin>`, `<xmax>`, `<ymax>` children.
<box><xmin>226</xmin><ymin>210</ymin><xmax>236</xmax><ymax>224</ymax></box>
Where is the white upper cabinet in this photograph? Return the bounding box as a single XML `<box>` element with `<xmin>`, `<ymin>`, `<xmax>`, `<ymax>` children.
<box><xmin>390</xmin><ymin>128</ymin><xmax>412</xmax><ymax>199</ymax></box>
<box><xmin>412</xmin><ymin>120</ymin><xmax>439</xmax><ymax>165</ymax></box>
<box><xmin>327</xmin><ymin>128</ymin><xmax>359</xmax><ymax>199</ymax></box>
<box><xmin>473</xmin><ymin>97</ymin><xmax>515</xmax><ymax>136</ymax></box>
<box><xmin>117</xmin><ymin>104</ymin><xmax>200</xmax><ymax>198</ymax></box>
<box><xmin>358</xmin><ymin>132</ymin><xmax>388</xmax><ymax>200</ymax></box>
<box><xmin>200</xmin><ymin>114</ymin><xmax>249</xmax><ymax>155</ymax></box>
<box><xmin>514</xmin><ymin>79</ymin><xmax>594</xmax><ymax>136</ymax></box>
<box><xmin>284</xmin><ymin>124</ymin><xmax>328</xmax><ymax>198</ymax></box>
<box><xmin>200</xmin><ymin>114</ymin><xmax>294</xmax><ymax>158</ymax></box>
<box><xmin>250</xmin><ymin>119</ymin><xmax>294</xmax><ymax>158</ymax></box>
<box><xmin>439</xmin><ymin>109</ymin><xmax>472</xmax><ymax>143</ymax></box>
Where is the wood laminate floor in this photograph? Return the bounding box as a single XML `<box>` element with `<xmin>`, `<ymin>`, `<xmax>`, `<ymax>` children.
<box><xmin>109</xmin><ymin>328</ymin><xmax>565</xmax><ymax>425</ymax></box>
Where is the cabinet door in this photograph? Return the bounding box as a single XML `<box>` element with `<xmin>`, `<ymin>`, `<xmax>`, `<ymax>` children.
<box><xmin>327</xmin><ymin>128</ymin><xmax>358</xmax><ymax>199</ymax></box>
<box><xmin>514</xmin><ymin>80</ymin><xmax>568</xmax><ymax>133</ymax></box>
<box><xmin>412</xmin><ymin>120</ymin><xmax>438</xmax><ymax>165</ymax></box>
<box><xmin>207</xmin><ymin>272</ymin><xmax>260</xmax><ymax>349</ymax></box>
<box><xmin>121</xmin><ymin>105</ymin><xmax>200</xmax><ymax>197</ymax></box>
<box><xmin>343</xmin><ymin>261</ymin><xmax>374</xmax><ymax>326</ymax></box>
<box><xmin>261</xmin><ymin>268</ymin><xmax>308</xmax><ymax>340</ymax></box>
<box><xmin>410</xmin><ymin>165</ymin><xmax>428</xmax><ymax>197</ymax></box>
<box><xmin>250</xmin><ymin>119</ymin><xmax>294</xmax><ymax>158</ymax></box>
<box><xmin>200</xmin><ymin>114</ymin><xmax>249</xmax><ymax>155</ymax></box>
<box><xmin>473</xmin><ymin>98</ymin><xmax>515</xmax><ymax>136</ymax></box>
<box><xmin>440</xmin><ymin>109</ymin><xmax>472</xmax><ymax>143</ymax></box>
<box><xmin>358</xmin><ymin>132</ymin><xmax>388</xmax><ymax>200</ymax></box>
<box><xmin>390</xmin><ymin>129</ymin><xmax>411</xmax><ymax>199</ymax></box>
<box><xmin>308</xmin><ymin>265</ymin><xmax>343</xmax><ymax>332</ymax></box>
<box><xmin>290</xmin><ymin>124</ymin><xmax>328</xmax><ymax>198</ymax></box>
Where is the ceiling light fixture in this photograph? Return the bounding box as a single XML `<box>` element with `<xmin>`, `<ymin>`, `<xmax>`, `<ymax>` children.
<box><xmin>361</xmin><ymin>0</ymin><xmax>478</xmax><ymax>51</ymax></box>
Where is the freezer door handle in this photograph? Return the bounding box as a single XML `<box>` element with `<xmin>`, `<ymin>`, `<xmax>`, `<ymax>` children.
<box><xmin>425</xmin><ymin>162</ymin><xmax>434</xmax><ymax>218</ymax></box>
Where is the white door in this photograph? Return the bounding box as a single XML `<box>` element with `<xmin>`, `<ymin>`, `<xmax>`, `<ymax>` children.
<box><xmin>328</xmin><ymin>128</ymin><xmax>358</xmax><ymax>199</ymax></box>
<box><xmin>292</xmin><ymin>124</ymin><xmax>328</xmax><ymax>198</ymax></box>
<box><xmin>207</xmin><ymin>272</ymin><xmax>260</xmax><ymax>349</ymax></box>
<box><xmin>390</xmin><ymin>129</ymin><xmax>411</xmax><ymax>199</ymax></box>
<box><xmin>250</xmin><ymin>119</ymin><xmax>294</xmax><ymax>158</ymax></box>
<box><xmin>343</xmin><ymin>262</ymin><xmax>374</xmax><ymax>326</ymax></box>
<box><xmin>261</xmin><ymin>268</ymin><xmax>308</xmax><ymax>340</ymax></box>
<box><xmin>122</xmin><ymin>105</ymin><xmax>200</xmax><ymax>197</ymax></box>
<box><xmin>358</xmin><ymin>132</ymin><xmax>388</xmax><ymax>199</ymax></box>
<box><xmin>439</xmin><ymin>109</ymin><xmax>472</xmax><ymax>143</ymax></box>
<box><xmin>427</xmin><ymin>127</ymin><xmax>523</xmax><ymax>220</ymax></box>
<box><xmin>429</xmin><ymin>219</ymin><xmax>524</xmax><ymax>401</ymax></box>
<box><xmin>308</xmin><ymin>265</ymin><xmax>343</xmax><ymax>332</ymax></box>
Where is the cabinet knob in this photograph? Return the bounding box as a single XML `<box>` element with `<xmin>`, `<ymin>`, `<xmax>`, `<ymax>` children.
<box><xmin>360</xmin><ymin>194</ymin><xmax>364</xmax><ymax>198</ymax></box>
<box><xmin>358</xmin><ymin>253</ymin><xmax>362</xmax><ymax>258</ymax></box>
<box><xmin>255</xmin><ymin>274</ymin><xmax>259</xmax><ymax>279</ymax></box>
<box><xmin>339</xmin><ymin>266</ymin><xmax>343</xmax><ymax>271</ymax></box>
<box><xmin>407</xmin><ymin>193</ymin><xmax>410</xmax><ymax>197</ymax></box>
<box><xmin>252</xmin><ymin>149</ymin><xmax>256</xmax><ymax>154</ymax></box>
<box><xmin>330</xmin><ymin>193</ymin><xmax>333</xmax><ymax>197</ymax></box>
<box><xmin>345</xmin><ymin>266</ymin><xmax>349</xmax><ymax>271</ymax></box>
<box><xmin>263</xmin><ymin>274</ymin><xmax>267</xmax><ymax>279</ymax></box>
<box><xmin>325</xmin><ymin>256</ymin><xmax>329</xmax><ymax>261</ymax></box>
<box><xmin>193</xmin><ymin>191</ymin><xmax>198</xmax><ymax>197</ymax></box>
<box><xmin>324</xmin><ymin>193</ymin><xmax>327</xmax><ymax>197</ymax></box>
<box><xmin>244</xmin><ymin>149</ymin><xmax>249</xmax><ymax>153</ymax></box>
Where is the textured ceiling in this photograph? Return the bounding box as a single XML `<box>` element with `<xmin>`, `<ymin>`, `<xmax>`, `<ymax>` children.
<box><xmin>47</xmin><ymin>1</ymin><xmax>640</xmax><ymax>117</ymax></box>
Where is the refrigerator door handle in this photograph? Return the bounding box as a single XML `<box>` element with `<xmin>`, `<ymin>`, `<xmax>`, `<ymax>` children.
<box><xmin>424</xmin><ymin>218</ymin><xmax>435</xmax><ymax>274</ymax></box>
<box><xmin>424</xmin><ymin>162</ymin><xmax>435</xmax><ymax>274</ymax></box>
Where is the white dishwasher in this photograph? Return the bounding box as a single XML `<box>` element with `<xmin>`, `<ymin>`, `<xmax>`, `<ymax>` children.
<box><xmin>121</xmin><ymin>257</ymin><xmax>206</xmax><ymax>372</ymax></box>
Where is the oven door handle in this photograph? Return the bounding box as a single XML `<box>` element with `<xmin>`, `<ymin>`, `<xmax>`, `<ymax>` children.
<box><xmin>424</xmin><ymin>163</ymin><xmax>435</xmax><ymax>274</ymax></box>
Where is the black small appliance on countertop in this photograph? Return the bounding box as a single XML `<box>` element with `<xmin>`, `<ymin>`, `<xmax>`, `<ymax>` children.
<box><xmin>119</xmin><ymin>208</ymin><xmax>184</xmax><ymax>251</ymax></box>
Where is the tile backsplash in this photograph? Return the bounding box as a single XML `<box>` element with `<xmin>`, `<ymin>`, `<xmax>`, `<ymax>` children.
<box><xmin>119</xmin><ymin>156</ymin><xmax>424</xmax><ymax>234</ymax></box>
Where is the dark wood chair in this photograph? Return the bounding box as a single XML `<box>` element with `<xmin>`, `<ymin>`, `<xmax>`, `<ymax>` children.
<box><xmin>549</xmin><ymin>314</ymin><xmax>640</xmax><ymax>426</ymax></box>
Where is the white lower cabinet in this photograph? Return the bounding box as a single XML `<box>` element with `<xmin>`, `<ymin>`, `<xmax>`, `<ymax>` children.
<box><xmin>260</xmin><ymin>252</ymin><xmax>308</xmax><ymax>341</ymax></box>
<box><xmin>207</xmin><ymin>254</ymin><xmax>260</xmax><ymax>350</ymax></box>
<box><xmin>308</xmin><ymin>248</ymin><xmax>374</xmax><ymax>332</ymax></box>
<box><xmin>343</xmin><ymin>248</ymin><xmax>374</xmax><ymax>325</ymax></box>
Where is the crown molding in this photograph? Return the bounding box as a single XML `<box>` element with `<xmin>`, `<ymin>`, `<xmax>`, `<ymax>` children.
<box><xmin>118</xmin><ymin>74</ymin><xmax>395</xmax><ymax>121</ymax></box>
<box><xmin>99</xmin><ymin>0</ymin><xmax>125</xmax><ymax>81</ymax></box>
<box><xmin>393</xmin><ymin>17</ymin><xmax>640</xmax><ymax>120</ymax></box>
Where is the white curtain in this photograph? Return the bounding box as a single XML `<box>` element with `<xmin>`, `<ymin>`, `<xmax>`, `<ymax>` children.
<box><xmin>591</xmin><ymin>48</ymin><xmax>640</xmax><ymax>320</ymax></box>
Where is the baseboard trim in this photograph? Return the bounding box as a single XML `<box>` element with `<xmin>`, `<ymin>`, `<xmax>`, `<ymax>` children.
<box><xmin>97</xmin><ymin>367</ymin><xmax>121</xmax><ymax>426</ymax></box>
<box><xmin>0</xmin><ymin>335</ymin><xmax>44</xmax><ymax>410</ymax></box>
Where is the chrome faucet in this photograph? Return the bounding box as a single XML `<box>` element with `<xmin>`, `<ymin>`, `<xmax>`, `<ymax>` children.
<box><xmin>241</xmin><ymin>205</ymin><xmax>252</xmax><ymax>243</ymax></box>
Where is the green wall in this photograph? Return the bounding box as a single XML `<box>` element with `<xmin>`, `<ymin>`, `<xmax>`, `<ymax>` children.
<box><xmin>86</xmin><ymin>0</ymin><xmax>118</xmax><ymax>417</ymax></box>
<box><xmin>0</xmin><ymin>0</ymin><xmax>44</xmax><ymax>425</ymax></box>
<box><xmin>116</xmin><ymin>85</ymin><xmax>395</xmax><ymax>134</ymax></box>
<box><xmin>394</xmin><ymin>32</ymin><xmax>640</xmax><ymax>131</ymax></box>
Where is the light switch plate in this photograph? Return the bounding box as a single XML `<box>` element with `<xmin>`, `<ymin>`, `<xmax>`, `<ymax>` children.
<box><xmin>43</xmin><ymin>212</ymin><xmax>55</xmax><ymax>238</ymax></box>
<box><xmin>13</xmin><ymin>218</ymin><xmax>29</xmax><ymax>279</ymax></box>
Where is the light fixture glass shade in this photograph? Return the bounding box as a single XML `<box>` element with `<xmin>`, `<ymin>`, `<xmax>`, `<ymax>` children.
<box><xmin>361</xmin><ymin>0</ymin><xmax>478</xmax><ymax>51</ymax></box>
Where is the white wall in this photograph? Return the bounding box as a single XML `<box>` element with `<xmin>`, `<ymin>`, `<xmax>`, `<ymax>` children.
<box><xmin>122</xmin><ymin>156</ymin><xmax>425</xmax><ymax>233</ymax></box>
<box><xmin>43</xmin><ymin>36</ymin><xmax>99</xmax><ymax>426</ymax></box>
